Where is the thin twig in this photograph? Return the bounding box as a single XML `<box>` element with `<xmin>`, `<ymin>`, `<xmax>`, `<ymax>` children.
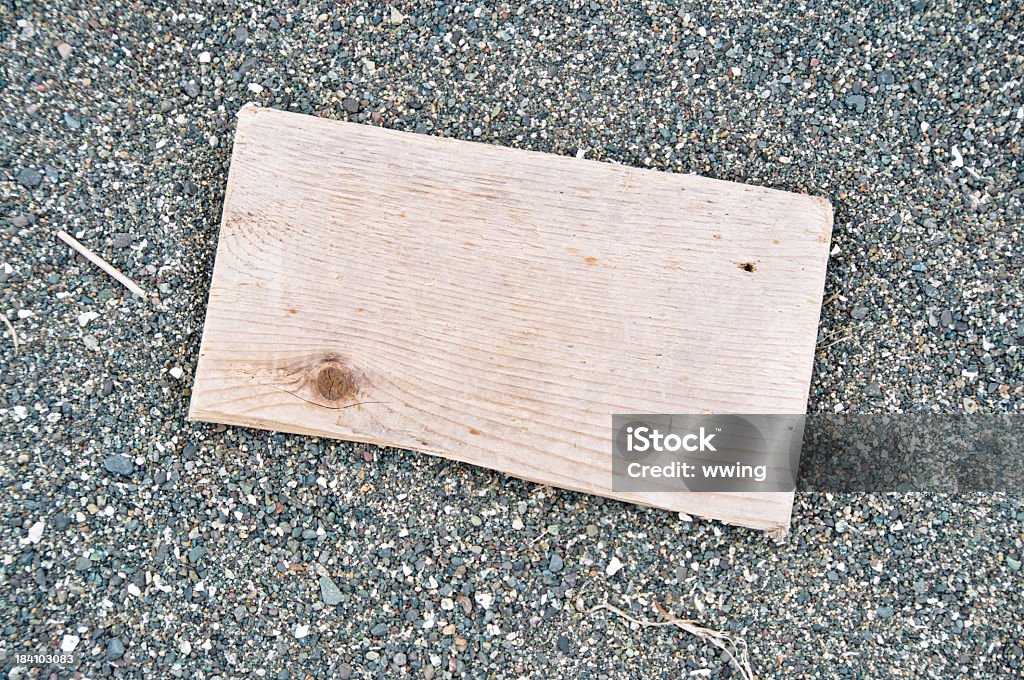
<box><xmin>817</xmin><ymin>333</ymin><xmax>852</xmax><ymax>351</ymax></box>
<box><xmin>0</xmin><ymin>312</ymin><xmax>17</xmax><ymax>354</ymax></box>
<box><xmin>56</xmin><ymin>230</ymin><xmax>147</xmax><ymax>299</ymax></box>
<box><xmin>587</xmin><ymin>599</ymin><xmax>755</xmax><ymax>680</ymax></box>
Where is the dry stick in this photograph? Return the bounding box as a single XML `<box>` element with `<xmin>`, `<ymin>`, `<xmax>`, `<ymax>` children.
<box><xmin>817</xmin><ymin>333</ymin><xmax>852</xmax><ymax>351</ymax></box>
<box><xmin>0</xmin><ymin>312</ymin><xmax>18</xmax><ymax>354</ymax></box>
<box><xmin>56</xmin><ymin>230</ymin><xmax>147</xmax><ymax>299</ymax></box>
<box><xmin>587</xmin><ymin>600</ymin><xmax>755</xmax><ymax>680</ymax></box>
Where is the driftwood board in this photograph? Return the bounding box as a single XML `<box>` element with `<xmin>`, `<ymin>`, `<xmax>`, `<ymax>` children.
<box><xmin>189</xmin><ymin>105</ymin><xmax>833</xmax><ymax>531</ymax></box>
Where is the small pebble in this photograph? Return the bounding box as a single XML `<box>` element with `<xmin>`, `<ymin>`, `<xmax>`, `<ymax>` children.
<box><xmin>556</xmin><ymin>635</ymin><xmax>571</xmax><ymax>654</ymax></box>
<box><xmin>845</xmin><ymin>93</ymin><xmax>867</xmax><ymax>113</ymax></box>
<box><xmin>107</xmin><ymin>638</ymin><xmax>126</xmax><ymax>661</ymax></box>
<box><xmin>319</xmin><ymin>575</ymin><xmax>343</xmax><ymax>605</ymax></box>
<box><xmin>103</xmin><ymin>454</ymin><xmax>136</xmax><ymax>476</ymax></box>
<box><xmin>17</xmin><ymin>167</ymin><xmax>42</xmax><ymax>187</ymax></box>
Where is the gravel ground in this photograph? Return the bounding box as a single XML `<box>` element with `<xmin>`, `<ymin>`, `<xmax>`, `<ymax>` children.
<box><xmin>2</xmin><ymin>0</ymin><xmax>1022</xmax><ymax>677</ymax></box>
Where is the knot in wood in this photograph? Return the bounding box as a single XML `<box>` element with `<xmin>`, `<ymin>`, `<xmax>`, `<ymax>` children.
<box><xmin>314</xmin><ymin>362</ymin><xmax>355</xmax><ymax>402</ymax></box>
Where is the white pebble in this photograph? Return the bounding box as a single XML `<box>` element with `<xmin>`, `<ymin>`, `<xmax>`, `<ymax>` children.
<box><xmin>294</xmin><ymin>624</ymin><xmax>310</xmax><ymax>639</ymax></box>
<box><xmin>180</xmin><ymin>640</ymin><xmax>192</xmax><ymax>655</ymax></box>
<box><xmin>209</xmin><ymin>135</ymin><xmax>218</xmax><ymax>148</ymax></box>
<box><xmin>17</xmin><ymin>309</ymin><xmax>33</xmax><ymax>319</ymax></box>
<box><xmin>22</xmin><ymin>520</ymin><xmax>44</xmax><ymax>545</ymax></box>
<box><xmin>606</xmin><ymin>556</ymin><xmax>623</xmax><ymax>576</ymax></box>
<box><xmin>127</xmin><ymin>583</ymin><xmax>142</xmax><ymax>597</ymax></box>
<box><xmin>78</xmin><ymin>311</ymin><xmax>99</xmax><ymax>327</ymax></box>
<box><xmin>57</xmin><ymin>42</ymin><xmax>73</xmax><ymax>59</ymax></box>
<box><xmin>474</xmin><ymin>592</ymin><xmax>494</xmax><ymax>610</ymax></box>
<box><xmin>17</xmin><ymin>19</ymin><xmax>35</xmax><ymax>39</ymax></box>
<box><xmin>247</xmin><ymin>83</ymin><xmax>264</xmax><ymax>94</ymax></box>
<box><xmin>950</xmin><ymin>145</ymin><xmax>964</xmax><ymax>169</ymax></box>
<box><xmin>169</xmin><ymin>366</ymin><xmax>184</xmax><ymax>380</ymax></box>
<box><xmin>198</xmin><ymin>51</ymin><xmax>211</xmax><ymax>64</ymax></box>
<box><xmin>61</xmin><ymin>634</ymin><xmax>80</xmax><ymax>652</ymax></box>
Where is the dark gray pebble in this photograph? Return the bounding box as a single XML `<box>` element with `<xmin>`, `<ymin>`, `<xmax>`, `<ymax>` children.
<box><xmin>17</xmin><ymin>167</ymin><xmax>42</xmax><ymax>187</ymax></box>
<box><xmin>845</xmin><ymin>94</ymin><xmax>866</xmax><ymax>113</ymax></box>
<box><xmin>320</xmin><ymin>575</ymin><xmax>343</xmax><ymax>605</ymax></box>
<box><xmin>107</xmin><ymin>637</ymin><xmax>125</xmax><ymax>661</ymax></box>
<box><xmin>103</xmin><ymin>454</ymin><xmax>135</xmax><ymax>476</ymax></box>
<box><xmin>188</xmin><ymin>546</ymin><xmax>206</xmax><ymax>564</ymax></box>
<box><xmin>53</xmin><ymin>513</ymin><xmax>70</xmax><ymax>530</ymax></box>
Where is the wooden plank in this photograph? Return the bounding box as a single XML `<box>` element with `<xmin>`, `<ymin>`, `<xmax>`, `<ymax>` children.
<box><xmin>189</xmin><ymin>105</ymin><xmax>833</xmax><ymax>531</ymax></box>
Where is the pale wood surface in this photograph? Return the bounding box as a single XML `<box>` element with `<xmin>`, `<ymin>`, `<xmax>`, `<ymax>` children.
<box><xmin>189</xmin><ymin>105</ymin><xmax>833</xmax><ymax>531</ymax></box>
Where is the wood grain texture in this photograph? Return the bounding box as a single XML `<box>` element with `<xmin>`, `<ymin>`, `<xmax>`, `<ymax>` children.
<box><xmin>189</xmin><ymin>105</ymin><xmax>833</xmax><ymax>531</ymax></box>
